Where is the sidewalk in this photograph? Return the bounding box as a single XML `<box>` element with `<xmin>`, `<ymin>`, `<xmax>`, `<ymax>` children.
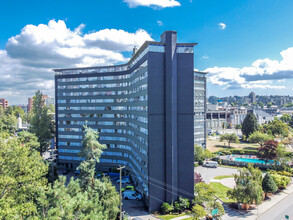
<box><xmin>223</xmin><ymin>180</ymin><xmax>293</xmax><ymax>220</ymax></box>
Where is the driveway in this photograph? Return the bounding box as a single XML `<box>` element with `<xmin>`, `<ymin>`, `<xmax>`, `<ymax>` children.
<box><xmin>194</xmin><ymin>166</ymin><xmax>238</xmax><ymax>183</ymax></box>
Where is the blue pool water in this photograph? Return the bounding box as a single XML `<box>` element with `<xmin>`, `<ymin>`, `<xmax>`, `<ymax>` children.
<box><xmin>234</xmin><ymin>157</ymin><xmax>273</xmax><ymax>164</ymax></box>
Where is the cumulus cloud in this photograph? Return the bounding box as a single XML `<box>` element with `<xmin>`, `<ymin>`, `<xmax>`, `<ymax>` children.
<box><xmin>0</xmin><ymin>20</ymin><xmax>153</xmax><ymax>104</ymax></box>
<box><xmin>218</xmin><ymin>23</ymin><xmax>226</xmax><ymax>30</ymax></box>
<box><xmin>123</xmin><ymin>0</ymin><xmax>180</xmax><ymax>8</ymax></box>
<box><xmin>205</xmin><ymin>47</ymin><xmax>293</xmax><ymax>90</ymax></box>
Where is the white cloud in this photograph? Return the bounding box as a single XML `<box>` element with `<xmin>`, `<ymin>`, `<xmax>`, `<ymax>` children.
<box><xmin>157</xmin><ymin>20</ymin><xmax>164</xmax><ymax>26</ymax></box>
<box><xmin>202</xmin><ymin>55</ymin><xmax>209</xmax><ymax>59</ymax></box>
<box><xmin>218</xmin><ymin>23</ymin><xmax>226</xmax><ymax>30</ymax></box>
<box><xmin>123</xmin><ymin>0</ymin><xmax>180</xmax><ymax>8</ymax></box>
<box><xmin>204</xmin><ymin>47</ymin><xmax>293</xmax><ymax>90</ymax></box>
<box><xmin>0</xmin><ymin>20</ymin><xmax>153</xmax><ymax>104</ymax></box>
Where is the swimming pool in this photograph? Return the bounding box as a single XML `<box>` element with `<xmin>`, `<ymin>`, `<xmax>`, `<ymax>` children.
<box><xmin>234</xmin><ymin>157</ymin><xmax>274</xmax><ymax>164</ymax></box>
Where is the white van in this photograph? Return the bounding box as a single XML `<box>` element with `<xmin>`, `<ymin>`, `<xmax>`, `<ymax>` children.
<box><xmin>203</xmin><ymin>161</ymin><xmax>218</xmax><ymax>168</ymax></box>
<box><xmin>123</xmin><ymin>191</ymin><xmax>142</xmax><ymax>200</ymax></box>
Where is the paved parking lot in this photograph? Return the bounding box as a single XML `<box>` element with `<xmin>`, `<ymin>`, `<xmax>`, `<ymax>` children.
<box><xmin>194</xmin><ymin>166</ymin><xmax>238</xmax><ymax>183</ymax></box>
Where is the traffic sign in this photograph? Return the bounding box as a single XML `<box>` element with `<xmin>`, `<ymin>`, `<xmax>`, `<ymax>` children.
<box><xmin>212</xmin><ymin>209</ymin><xmax>218</xmax><ymax>216</ymax></box>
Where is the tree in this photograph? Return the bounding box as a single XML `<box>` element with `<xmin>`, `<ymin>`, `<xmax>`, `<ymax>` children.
<box><xmin>17</xmin><ymin>131</ymin><xmax>40</xmax><ymax>151</ymax></box>
<box><xmin>227</xmin><ymin>164</ymin><xmax>263</xmax><ymax>206</ymax></box>
<box><xmin>248</xmin><ymin>131</ymin><xmax>273</xmax><ymax>147</ymax></box>
<box><xmin>219</xmin><ymin>133</ymin><xmax>239</xmax><ymax>147</ymax></box>
<box><xmin>36</xmin><ymin>176</ymin><xmax>119</xmax><ymax>219</ymax></box>
<box><xmin>258</xmin><ymin>140</ymin><xmax>278</xmax><ymax>164</ymax></box>
<box><xmin>0</xmin><ymin>132</ymin><xmax>48</xmax><ymax>219</ymax></box>
<box><xmin>191</xmin><ymin>204</ymin><xmax>206</xmax><ymax>220</ymax></box>
<box><xmin>29</xmin><ymin>90</ymin><xmax>52</xmax><ymax>155</ymax></box>
<box><xmin>267</xmin><ymin>102</ymin><xmax>273</xmax><ymax>108</ymax></box>
<box><xmin>12</xmin><ymin>105</ymin><xmax>25</xmax><ymax>120</ymax></box>
<box><xmin>267</xmin><ymin>119</ymin><xmax>289</xmax><ymax>138</ymax></box>
<box><xmin>194</xmin><ymin>182</ymin><xmax>216</xmax><ymax>206</ymax></box>
<box><xmin>258</xmin><ymin>102</ymin><xmax>264</xmax><ymax>109</ymax></box>
<box><xmin>194</xmin><ymin>145</ymin><xmax>204</xmax><ymax>162</ymax></box>
<box><xmin>241</xmin><ymin>113</ymin><xmax>258</xmax><ymax>138</ymax></box>
<box><xmin>0</xmin><ymin>114</ymin><xmax>17</xmax><ymax>133</ymax></box>
<box><xmin>77</xmin><ymin>125</ymin><xmax>107</xmax><ymax>189</ymax></box>
<box><xmin>262</xmin><ymin>173</ymin><xmax>278</xmax><ymax>197</ymax></box>
<box><xmin>280</xmin><ymin>114</ymin><xmax>291</xmax><ymax>123</ymax></box>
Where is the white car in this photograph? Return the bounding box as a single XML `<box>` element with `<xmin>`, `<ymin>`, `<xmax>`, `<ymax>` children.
<box><xmin>203</xmin><ymin>161</ymin><xmax>218</xmax><ymax>168</ymax></box>
<box><xmin>123</xmin><ymin>191</ymin><xmax>142</xmax><ymax>200</ymax></box>
<box><xmin>116</xmin><ymin>178</ymin><xmax>130</xmax><ymax>184</ymax></box>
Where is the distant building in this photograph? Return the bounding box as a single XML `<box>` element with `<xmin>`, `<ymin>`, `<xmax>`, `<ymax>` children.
<box><xmin>206</xmin><ymin>105</ymin><xmax>247</xmax><ymax>130</ymax></box>
<box><xmin>248</xmin><ymin>108</ymin><xmax>274</xmax><ymax>124</ymax></box>
<box><xmin>0</xmin><ymin>98</ymin><xmax>9</xmax><ymax>110</ymax></box>
<box><xmin>194</xmin><ymin>71</ymin><xmax>207</xmax><ymax>148</ymax></box>
<box><xmin>248</xmin><ymin>92</ymin><xmax>256</xmax><ymax>104</ymax></box>
<box><xmin>27</xmin><ymin>95</ymin><xmax>54</xmax><ymax>111</ymax></box>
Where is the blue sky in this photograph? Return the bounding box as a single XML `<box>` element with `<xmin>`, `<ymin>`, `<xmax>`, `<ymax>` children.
<box><xmin>0</xmin><ymin>0</ymin><xmax>293</xmax><ymax>104</ymax></box>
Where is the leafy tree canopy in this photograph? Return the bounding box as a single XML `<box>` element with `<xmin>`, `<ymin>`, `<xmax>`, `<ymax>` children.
<box><xmin>0</xmin><ymin>132</ymin><xmax>48</xmax><ymax>219</ymax></box>
<box><xmin>248</xmin><ymin>131</ymin><xmax>273</xmax><ymax>147</ymax></box>
<box><xmin>219</xmin><ymin>133</ymin><xmax>239</xmax><ymax>147</ymax></box>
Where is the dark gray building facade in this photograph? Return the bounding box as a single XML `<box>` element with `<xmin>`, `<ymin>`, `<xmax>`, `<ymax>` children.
<box><xmin>54</xmin><ymin>31</ymin><xmax>196</xmax><ymax>211</ymax></box>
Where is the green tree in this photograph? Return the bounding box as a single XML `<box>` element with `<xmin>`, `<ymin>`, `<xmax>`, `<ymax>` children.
<box><xmin>29</xmin><ymin>90</ymin><xmax>52</xmax><ymax>155</ymax></box>
<box><xmin>258</xmin><ymin>102</ymin><xmax>264</xmax><ymax>109</ymax></box>
<box><xmin>191</xmin><ymin>204</ymin><xmax>206</xmax><ymax>220</ymax></box>
<box><xmin>258</xmin><ymin>140</ymin><xmax>278</xmax><ymax>164</ymax></box>
<box><xmin>0</xmin><ymin>132</ymin><xmax>48</xmax><ymax>219</ymax></box>
<box><xmin>262</xmin><ymin>173</ymin><xmax>278</xmax><ymax>197</ymax></box>
<box><xmin>36</xmin><ymin>176</ymin><xmax>119</xmax><ymax>219</ymax></box>
<box><xmin>12</xmin><ymin>105</ymin><xmax>25</xmax><ymax>119</ymax></box>
<box><xmin>267</xmin><ymin>102</ymin><xmax>273</xmax><ymax>108</ymax></box>
<box><xmin>77</xmin><ymin>125</ymin><xmax>107</xmax><ymax>188</ymax></box>
<box><xmin>267</xmin><ymin>119</ymin><xmax>289</xmax><ymax>138</ymax></box>
<box><xmin>194</xmin><ymin>145</ymin><xmax>204</xmax><ymax>162</ymax></box>
<box><xmin>248</xmin><ymin>131</ymin><xmax>273</xmax><ymax>147</ymax></box>
<box><xmin>0</xmin><ymin>114</ymin><xmax>17</xmax><ymax>133</ymax></box>
<box><xmin>219</xmin><ymin>133</ymin><xmax>239</xmax><ymax>147</ymax></box>
<box><xmin>241</xmin><ymin>113</ymin><xmax>258</xmax><ymax>138</ymax></box>
<box><xmin>18</xmin><ymin>131</ymin><xmax>40</xmax><ymax>151</ymax></box>
<box><xmin>280</xmin><ymin>114</ymin><xmax>291</xmax><ymax>123</ymax></box>
<box><xmin>227</xmin><ymin>164</ymin><xmax>263</xmax><ymax>205</ymax></box>
<box><xmin>194</xmin><ymin>182</ymin><xmax>216</xmax><ymax>206</ymax></box>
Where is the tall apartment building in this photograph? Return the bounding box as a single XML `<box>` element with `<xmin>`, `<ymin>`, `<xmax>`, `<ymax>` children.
<box><xmin>54</xmin><ymin>31</ymin><xmax>198</xmax><ymax>211</ymax></box>
<box><xmin>0</xmin><ymin>99</ymin><xmax>9</xmax><ymax>110</ymax></box>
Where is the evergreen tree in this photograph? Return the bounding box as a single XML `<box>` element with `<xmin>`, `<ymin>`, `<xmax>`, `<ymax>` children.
<box><xmin>262</xmin><ymin>173</ymin><xmax>278</xmax><ymax>197</ymax></box>
<box><xmin>29</xmin><ymin>90</ymin><xmax>52</xmax><ymax>155</ymax></box>
<box><xmin>78</xmin><ymin>125</ymin><xmax>106</xmax><ymax>188</ymax></box>
<box><xmin>241</xmin><ymin>113</ymin><xmax>258</xmax><ymax>138</ymax></box>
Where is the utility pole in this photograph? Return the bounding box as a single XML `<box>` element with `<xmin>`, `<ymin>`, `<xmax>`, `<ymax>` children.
<box><xmin>117</xmin><ymin>166</ymin><xmax>125</xmax><ymax>220</ymax></box>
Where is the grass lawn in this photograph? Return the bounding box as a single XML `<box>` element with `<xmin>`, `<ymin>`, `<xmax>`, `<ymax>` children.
<box><xmin>210</xmin><ymin>182</ymin><xmax>235</xmax><ymax>203</ymax></box>
<box><xmin>214</xmin><ymin>175</ymin><xmax>234</xmax><ymax>180</ymax></box>
<box><xmin>207</xmin><ymin>138</ymin><xmax>259</xmax><ymax>153</ymax></box>
<box><xmin>156</xmin><ymin>213</ymin><xmax>186</xmax><ymax>220</ymax></box>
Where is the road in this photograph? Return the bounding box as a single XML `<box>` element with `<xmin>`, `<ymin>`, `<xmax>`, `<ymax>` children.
<box><xmin>258</xmin><ymin>192</ymin><xmax>293</xmax><ymax>220</ymax></box>
<box><xmin>194</xmin><ymin>166</ymin><xmax>238</xmax><ymax>183</ymax></box>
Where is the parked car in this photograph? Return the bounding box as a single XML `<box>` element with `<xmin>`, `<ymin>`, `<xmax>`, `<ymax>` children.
<box><xmin>203</xmin><ymin>161</ymin><xmax>218</xmax><ymax>168</ymax></box>
<box><xmin>117</xmin><ymin>178</ymin><xmax>130</xmax><ymax>184</ymax></box>
<box><xmin>122</xmin><ymin>185</ymin><xmax>135</xmax><ymax>192</ymax></box>
<box><xmin>123</xmin><ymin>191</ymin><xmax>142</xmax><ymax>200</ymax></box>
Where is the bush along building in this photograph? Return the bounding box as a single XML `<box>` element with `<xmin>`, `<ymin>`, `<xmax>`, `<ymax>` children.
<box><xmin>54</xmin><ymin>31</ymin><xmax>200</xmax><ymax>211</ymax></box>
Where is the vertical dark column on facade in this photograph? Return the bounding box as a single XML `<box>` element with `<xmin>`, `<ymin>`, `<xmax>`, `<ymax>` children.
<box><xmin>177</xmin><ymin>52</ymin><xmax>195</xmax><ymax>200</ymax></box>
<box><xmin>161</xmin><ymin>31</ymin><xmax>178</xmax><ymax>202</ymax></box>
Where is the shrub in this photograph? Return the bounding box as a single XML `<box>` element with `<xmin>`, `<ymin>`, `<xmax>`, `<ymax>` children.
<box><xmin>198</xmin><ymin>159</ymin><xmax>204</xmax><ymax>165</ymax></box>
<box><xmin>262</xmin><ymin>173</ymin><xmax>278</xmax><ymax>196</ymax></box>
<box><xmin>270</xmin><ymin>173</ymin><xmax>291</xmax><ymax>189</ymax></box>
<box><xmin>269</xmin><ymin>170</ymin><xmax>293</xmax><ymax>177</ymax></box>
<box><xmin>161</xmin><ymin>203</ymin><xmax>174</xmax><ymax>214</ymax></box>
